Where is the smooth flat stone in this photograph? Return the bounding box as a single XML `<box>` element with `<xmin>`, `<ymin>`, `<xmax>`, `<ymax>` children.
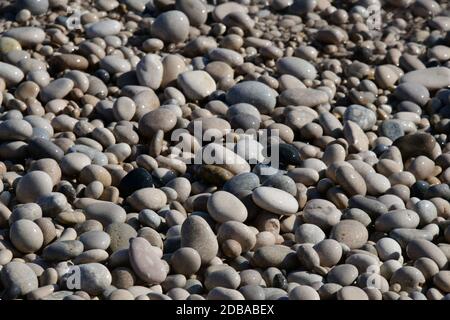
<box><xmin>252</xmin><ymin>186</ymin><xmax>299</xmax><ymax>215</ymax></box>
<box><xmin>207</xmin><ymin>191</ymin><xmax>248</xmax><ymax>223</ymax></box>
<box><xmin>177</xmin><ymin>70</ymin><xmax>216</xmax><ymax>100</ymax></box>
<box><xmin>400</xmin><ymin>67</ymin><xmax>450</xmax><ymax>90</ymax></box>
<box><xmin>4</xmin><ymin>27</ymin><xmax>46</xmax><ymax>47</ymax></box>
<box><xmin>276</xmin><ymin>56</ymin><xmax>317</xmax><ymax>80</ymax></box>
<box><xmin>84</xmin><ymin>202</ymin><xmax>127</xmax><ymax>226</ymax></box>
<box><xmin>0</xmin><ymin>62</ymin><xmax>24</xmax><ymax>86</ymax></box>
<box><xmin>40</xmin><ymin>78</ymin><xmax>74</xmax><ymax>102</ymax></box>
<box><xmin>86</xmin><ymin>20</ymin><xmax>122</xmax><ymax>38</ymax></box>
<box><xmin>394</xmin><ymin>82</ymin><xmax>430</xmax><ymax>106</ymax></box>
<box><xmin>279</xmin><ymin>88</ymin><xmax>329</xmax><ymax>107</ymax></box>
<box><xmin>226</xmin><ymin>81</ymin><xmax>277</xmax><ymax>114</ymax></box>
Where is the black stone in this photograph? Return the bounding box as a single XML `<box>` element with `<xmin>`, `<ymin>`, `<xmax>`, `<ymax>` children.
<box><xmin>410</xmin><ymin>180</ymin><xmax>430</xmax><ymax>199</ymax></box>
<box><xmin>118</xmin><ymin>168</ymin><xmax>154</xmax><ymax>198</ymax></box>
<box><xmin>56</xmin><ymin>183</ymin><xmax>77</xmax><ymax>203</ymax></box>
<box><xmin>393</xmin><ymin>133</ymin><xmax>436</xmax><ymax>160</ymax></box>
<box><xmin>272</xmin><ymin>273</ymin><xmax>288</xmax><ymax>290</ymax></box>
<box><xmin>94</xmin><ymin>69</ymin><xmax>110</xmax><ymax>83</ymax></box>
<box><xmin>271</xmin><ymin>143</ymin><xmax>302</xmax><ymax>166</ymax></box>
<box><xmin>372</xmin><ymin>144</ymin><xmax>390</xmax><ymax>156</ymax></box>
<box><xmin>28</xmin><ymin>137</ymin><xmax>64</xmax><ymax>161</ymax></box>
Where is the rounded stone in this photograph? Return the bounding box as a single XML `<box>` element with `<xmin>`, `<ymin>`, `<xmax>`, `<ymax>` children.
<box><xmin>10</xmin><ymin>220</ymin><xmax>44</xmax><ymax>253</ymax></box>
<box><xmin>180</xmin><ymin>215</ymin><xmax>219</xmax><ymax>265</ymax></box>
<box><xmin>226</xmin><ymin>81</ymin><xmax>277</xmax><ymax>114</ymax></box>
<box><xmin>139</xmin><ymin>108</ymin><xmax>177</xmax><ymax>136</ymax></box>
<box><xmin>327</xmin><ymin>264</ymin><xmax>359</xmax><ymax>286</ymax></box>
<box><xmin>343</xmin><ymin>105</ymin><xmax>377</xmax><ymax>131</ymax></box>
<box><xmin>84</xmin><ymin>202</ymin><xmax>127</xmax><ymax>227</ymax></box>
<box><xmin>177</xmin><ymin>70</ymin><xmax>217</xmax><ymax>100</ymax></box>
<box><xmin>337</xmin><ymin>286</ymin><xmax>369</xmax><ymax>300</ymax></box>
<box><xmin>4</xmin><ymin>27</ymin><xmax>46</xmax><ymax>47</ymax></box>
<box><xmin>276</xmin><ymin>56</ymin><xmax>317</xmax><ymax>80</ymax></box>
<box><xmin>207</xmin><ymin>191</ymin><xmax>248</xmax><ymax>223</ymax></box>
<box><xmin>129</xmin><ymin>237</ymin><xmax>168</xmax><ymax>284</ymax></box>
<box><xmin>176</xmin><ymin>0</ymin><xmax>207</xmax><ymax>27</ymax></box>
<box><xmin>171</xmin><ymin>247</ymin><xmax>202</xmax><ymax>276</ymax></box>
<box><xmin>118</xmin><ymin>168</ymin><xmax>154</xmax><ymax>198</ymax></box>
<box><xmin>105</xmin><ymin>222</ymin><xmax>138</xmax><ymax>252</ymax></box>
<box><xmin>1</xmin><ymin>262</ymin><xmax>39</xmax><ymax>297</ymax></box>
<box><xmin>127</xmin><ymin>188</ymin><xmax>167</xmax><ymax>212</ymax></box>
<box><xmin>42</xmin><ymin>240</ymin><xmax>84</xmax><ymax>261</ymax></box>
<box><xmin>86</xmin><ymin>20</ymin><xmax>122</xmax><ymax>38</ymax></box>
<box><xmin>75</xmin><ymin>263</ymin><xmax>112</xmax><ymax>295</ymax></box>
<box><xmin>16</xmin><ymin>171</ymin><xmax>53</xmax><ymax>203</ymax></box>
<box><xmin>151</xmin><ymin>11</ymin><xmax>190</xmax><ymax>43</ymax></box>
<box><xmin>295</xmin><ymin>224</ymin><xmax>326</xmax><ymax>244</ymax></box>
<box><xmin>79</xmin><ymin>231</ymin><xmax>111</xmax><ymax>251</ymax></box>
<box><xmin>330</xmin><ymin>220</ymin><xmax>368</xmax><ymax>249</ymax></box>
<box><xmin>252</xmin><ymin>186</ymin><xmax>299</xmax><ymax>215</ymax></box>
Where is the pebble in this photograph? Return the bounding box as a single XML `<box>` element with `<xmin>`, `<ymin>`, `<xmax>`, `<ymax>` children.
<box><xmin>1</xmin><ymin>262</ymin><xmax>38</xmax><ymax>298</ymax></box>
<box><xmin>84</xmin><ymin>202</ymin><xmax>127</xmax><ymax>226</ymax></box>
<box><xmin>343</xmin><ymin>105</ymin><xmax>377</xmax><ymax>131</ymax></box>
<box><xmin>279</xmin><ymin>88</ymin><xmax>329</xmax><ymax>107</ymax></box>
<box><xmin>136</xmin><ymin>54</ymin><xmax>163</xmax><ymax>90</ymax></box>
<box><xmin>79</xmin><ymin>231</ymin><xmax>111</xmax><ymax>251</ymax></box>
<box><xmin>176</xmin><ymin>0</ymin><xmax>207</xmax><ymax>27</ymax></box>
<box><xmin>4</xmin><ymin>27</ymin><xmax>46</xmax><ymax>47</ymax></box>
<box><xmin>10</xmin><ymin>220</ymin><xmax>44</xmax><ymax>253</ymax></box>
<box><xmin>118</xmin><ymin>168</ymin><xmax>154</xmax><ymax>198</ymax></box>
<box><xmin>276</xmin><ymin>57</ymin><xmax>317</xmax><ymax>80</ymax></box>
<box><xmin>400</xmin><ymin>67</ymin><xmax>450</xmax><ymax>90</ymax></box>
<box><xmin>151</xmin><ymin>11</ymin><xmax>190</xmax><ymax>44</ymax></box>
<box><xmin>0</xmin><ymin>0</ymin><xmax>448</xmax><ymax>302</ymax></box>
<box><xmin>0</xmin><ymin>62</ymin><xmax>24</xmax><ymax>87</ymax></box>
<box><xmin>127</xmin><ymin>188</ymin><xmax>167</xmax><ymax>211</ymax></box>
<box><xmin>394</xmin><ymin>82</ymin><xmax>430</xmax><ymax>106</ymax></box>
<box><xmin>181</xmin><ymin>216</ymin><xmax>219</xmax><ymax>265</ymax></box>
<box><xmin>40</xmin><ymin>78</ymin><xmax>74</xmax><ymax>102</ymax></box>
<box><xmin>393</xmin><ymin>133</ymin><xmax>436</xmax><ymax>160</ymax></box>
<box><xmin>75</xmin><ymin>263</ymin><xmax>112</xmax><ymax>295</ymax></box>
<box><xmin>252</xmin><ymin>187</ymin><xmax>299</xmax><ymax>215</ymax></box>
<box><xmin>42</xmin><ymin>240</ymin><xmax>84</xmax><ymax>261</ymax></box>
<box><xmin>207</xmin><ymin>191</ymin><xmax>248</xmax><ymax>223</ymax></box>
<box><xmin>330</xmin><ymin>220</ymin><xmax>368</xmax><ymax>249</ymax></box>
<box><xmin>226</xmin><ymin>81</ymin><xmax>277</xmax><ymax>114</ymax></box>
<box><xmin>16</xmin><ymin>0</ymin><xmax>49</xmax><ymax>15</ymax></box>
<box><xmin>86</xmin><ymin>20</ymin><xmax>122</xmax><ymax>38</ymax></box>
<box><xmin>177</xmin><ymin>71</ymin><xmax>217</xmax><ymax>100</ymax></box>
<box><xmin>129</xmin><ymin>237</ymin><xmax>168</xmax><ymax>284</ymax></box>
<box><xmin>139</xmin><ymin>108</ymin><xmax>177</xmax><ymax>136</ymax></box>
<box><xmin>406</xmin><ymin>239</ymin><xmax>448</xmax><ymax>269</ymax></box>
<box><xmin>16</xmin><ymin>171</ymin><xmax>53</xmax><ymax>203</ymax></box>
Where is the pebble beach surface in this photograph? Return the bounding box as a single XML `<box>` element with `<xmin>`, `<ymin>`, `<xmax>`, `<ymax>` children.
<box><xmin>0</xmin><ymin>0</ymin><xmax>449</xmax><ymax>301</ymax></box>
